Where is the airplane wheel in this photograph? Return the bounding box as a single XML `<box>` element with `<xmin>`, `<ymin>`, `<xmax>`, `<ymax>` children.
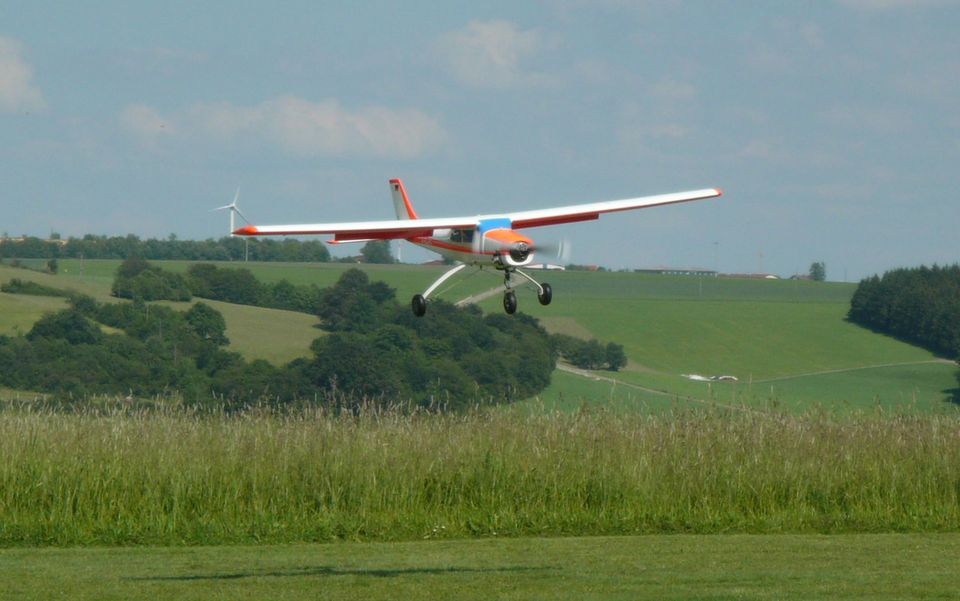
<box><xmin>503</xmin><ymin>290</ymin><xmax>517</xmax><ymax>314</ymax></box>
<box><xmin>538</xmin><ymin>282</ymin><xmax>552</xmax><ymax>306</ymax></box>
<box><xmin>411</xmin><ymin>294</ymin><xmax>427</xmax><ymax>317</ymax></box>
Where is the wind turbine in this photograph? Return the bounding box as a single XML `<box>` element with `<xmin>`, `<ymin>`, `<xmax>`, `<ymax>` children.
<box><xmin>212</xmin><ymin>188</ymin><xmax>252</xmax><ymax>234</ymax></box>
<box><xmin>212</xmin><ymin>188</ymin><xmax>252</xmax><ymax>261</ymax></box>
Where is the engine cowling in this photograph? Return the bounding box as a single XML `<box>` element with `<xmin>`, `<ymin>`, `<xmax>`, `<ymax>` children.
<box><xmin>502</xmin><ymin>240</ymin><xmax>533</xmax><ymax>266</ymax></box>
<box><xmin>484</xmin><ymin>234</ymin><xmax>535</xmax><ymax>268</ymax></box>
<box><xmin>474</xmin><ymin>218</ymin><xmax>535</xmax><ymax>268</ymax></box>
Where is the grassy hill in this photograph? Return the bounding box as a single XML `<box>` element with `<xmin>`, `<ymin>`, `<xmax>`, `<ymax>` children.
<box><xmin>3</xmin><ymin>259</ymin><xmax>957</xmax><ymax>412</ymax></box>
<box><xmin>0</xmin><ymin>262</ymin><xmax>321</xmax><ymax>365</ymax></box>
<box><xmin>473</xmin><ymin>271</ymin><xmax>956</xmax><ymax>412</ymax></box>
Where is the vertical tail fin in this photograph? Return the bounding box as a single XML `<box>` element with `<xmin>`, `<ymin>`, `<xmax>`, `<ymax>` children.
<box><xmin>389</xmin><ymin>178</ymin><xmax>418</xmax><ymax>220</ymax></box>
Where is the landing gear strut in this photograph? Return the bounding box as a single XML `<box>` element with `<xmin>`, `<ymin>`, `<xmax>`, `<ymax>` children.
<box><xmin>500</xmin><ymin>266</ymin><xmax>550</xmax><ymax>315</ymax></box>
<box><xmin>409</xmin><ymin>262</ymin><xmax>552</xmax><ymax>317</ymax></box>
<box><xmin>409</xmin><ymin>263</ymin><xmax>466</xmax><ymax>317</ymax></box>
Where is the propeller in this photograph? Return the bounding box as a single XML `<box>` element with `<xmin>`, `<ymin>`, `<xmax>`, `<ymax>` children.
<box><xmin>531</xmin><ymin>239</ymin><xmax>571</xmax><ymax>265</ymax></box>
<box><xmin>211</xmin><ymin>187</ymin><xmax>251</xmax><ymax>234</ymax></box>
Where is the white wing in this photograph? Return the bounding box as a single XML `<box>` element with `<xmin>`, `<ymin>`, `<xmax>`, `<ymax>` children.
<box><xmin>233</xmin><ymin>216</ymin><xmax>479</xmax><ymax>241</ymax></box>
<box><xmin>232</xmin><ymin>187</ymin><xmax>722</xmax><ymax>240</ymax></box>
<box><xmin>505</xmin><ymin>188</ymin><xmax>722</xmax><ymax>229</ymax></box>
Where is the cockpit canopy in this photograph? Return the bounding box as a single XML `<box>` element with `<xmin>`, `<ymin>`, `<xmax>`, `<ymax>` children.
<box><xmin>450</xmin><ymin>228</ymin><xmax>475</xmax><ymax>243</ymax></box>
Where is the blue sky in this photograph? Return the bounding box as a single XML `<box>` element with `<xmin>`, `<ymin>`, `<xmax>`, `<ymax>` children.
<box><xmin>1</xmin><ymin>1</ymin><xmax>957</xmax><ymax>280</ymax></box>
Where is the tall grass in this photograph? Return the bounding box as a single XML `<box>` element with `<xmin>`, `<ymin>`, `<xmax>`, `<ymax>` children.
<box><xmin>1</xmin><ymin>405</ymin><xmax>958</xmax><ymax>546</ymax></box>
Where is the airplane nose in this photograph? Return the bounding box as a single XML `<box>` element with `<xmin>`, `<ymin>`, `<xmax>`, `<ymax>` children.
<box><xmin>509</xmin><ymin>241</ymin><xmax>530</xmax><ymax>263</ymax></box>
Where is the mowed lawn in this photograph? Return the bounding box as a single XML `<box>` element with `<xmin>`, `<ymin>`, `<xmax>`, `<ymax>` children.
<box><xmin>2</xmin><ymin>534</ymin><xmax>958</xmax><ymax>600</ymax></box>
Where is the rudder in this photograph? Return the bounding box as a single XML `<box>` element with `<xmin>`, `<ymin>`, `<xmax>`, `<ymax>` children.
<box><xmin>389</xmin><ymin>178</ymin><xmax>418</xmax><ymax>220</ymax></box>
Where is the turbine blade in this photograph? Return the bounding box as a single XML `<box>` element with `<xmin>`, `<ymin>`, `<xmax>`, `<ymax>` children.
<box><xmin>232</xmin><ymin>206</ymin><xmax>251</xmax><ymax>225</ymax></box>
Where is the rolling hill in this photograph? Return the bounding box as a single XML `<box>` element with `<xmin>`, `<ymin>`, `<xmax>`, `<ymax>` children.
<box><xmin>2</xmin><ymin>259</ymin><xmax>956</xmax><ymax>412</ymax></box>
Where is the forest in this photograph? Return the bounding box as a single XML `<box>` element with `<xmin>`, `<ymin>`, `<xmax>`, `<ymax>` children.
<box><xmin>0</xmin><ymin>234</ymin><xmax>332</xmax><ymax>263</ymax></box>
<box><xmin>848</xmin><ymin>264</ymin><xmax>960</xmax><ymax>360</ymax></box>
<box><xmin>0</xmin><ymin>264</ymin><xmax>562</xmax><ymax>410</ymax></box>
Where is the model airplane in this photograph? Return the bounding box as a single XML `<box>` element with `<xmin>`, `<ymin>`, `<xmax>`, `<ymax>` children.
<box><xmin>226</xmin><ymin>179</ymin><xmax>722</xmax><ymax>316</ymax></box>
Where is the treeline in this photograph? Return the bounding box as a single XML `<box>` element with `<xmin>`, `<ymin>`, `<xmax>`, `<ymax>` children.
<box><xmin>552</xmin><ymin>334</ymin><xmax>627</xmax><ymax>371</ymax></box>
<box><xmin>2</xmin><ymin>268</ymin><xmax>557</xmax><ymax>409</ymax></box>
<box><xmin>306</xmin><ymin>270</ymin><xmax>555</xmax><ymax>404</ymax></box>
<box><xmin>111</xmin><ymin>257</ymin><xmax>192</xmax><ymax>301</ymax></box>
<box><xmin>187</xmin><ymin>263</ymin><xmax>326</xmax><ymax>313</ymax></box>
<box><xmin>848</xmin><ymin>264</ymin><xmax>960</xmax><ymax>359</ymax></box>
<box><xmin>0</xmin><ymin>297</ymin><xmax>256</xmax><ymax>402</ymax></box>
<box><xmin>113</xmin><ymin>259</ymin><xmax>629</xmax><ymax>373</ymax></box>
<box><xmin>1</xmin><ymin>278</ymin><xmax>72</xmax><ymax>298</ymax></box>
<box><xmin>0</xmin><ymin>234</ymin><xmax>331</xmax><ymax>262</ymax></box>
<box><xmin>111</xmin><ymin>259</ymin><xmax>327</xmax><ymax>314</ymax></box>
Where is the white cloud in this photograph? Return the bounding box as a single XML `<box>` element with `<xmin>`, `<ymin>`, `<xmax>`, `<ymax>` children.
<box><xmin>0</xmin><ymin>36</ymin><xmax>45</xmax><ymax>113</ymax></box>
<box><xmin>436</xmin><ymin>20</ymin><xmax>548</xmax><ymax>88</ymax></box>
<box><xmin>122</xmin><ymin>96</ymin><xmax>445</xmax><ymax>159</ymax></box>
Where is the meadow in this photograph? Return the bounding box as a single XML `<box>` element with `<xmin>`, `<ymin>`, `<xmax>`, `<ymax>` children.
<box><xmin>2</xmin><ymin>406</ymin><xmax>958</xmax><ymax>547</ymax></box>
<box><xmin>2</xmin><ymin>259</ymin><xmax>959</xmax><ymax>598</ymax></box>
<box><xmin>3</xmin><ymin>258</ymin><xmax>957</xmax><ymax>411</ymax></box>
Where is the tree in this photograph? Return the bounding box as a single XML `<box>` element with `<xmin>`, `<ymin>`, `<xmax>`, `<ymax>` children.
<box><xmin>27</xmin><ymin>309</ymin><xmax>104</xmax><ymax>345</ymax></box>
<box><xmin>809</xmin><ymin>261</ymin><xmax>826</xmax><ymax>282</ymax></box>
<box><xmin>184</xmin><ymin>302</ymin><xmax>229</xmax><ymax>346</ymax></box>
<box><xmin>360</xmin><ymin>240</ymin><xmax>395</xmax><ymax>264</ymax></box>
<box><xmin>605</xmin><ymin>342</ymin><xmax>627</xmax><ymax>371</ymax></box>
<box><xmin>307</xmin><ymin>331</ymin><xmax>407</xmax><ymax>401</ymax></box>
<box><xmin>116</xmin><ymin>256</ymin><xmax>151</xmax><ymax>279</ymax></box>
<box><xmin>848</xmin><ymin>264</ymin><xmax>960</xmax><ymax>359</ymax></box>
<box><xmin>580</xmin><ymin>340</ymin><xmax>608</xmax><ymax>369</ymax></box>
<box><xmin>112</xmin><ymin>262</ymin><xmax>192</xmax><ymax>301</ymax></box>
<box><xmin>317</xmin><ymin>268</ymin><xmax>395</xmax><ymax>332</ymax></box>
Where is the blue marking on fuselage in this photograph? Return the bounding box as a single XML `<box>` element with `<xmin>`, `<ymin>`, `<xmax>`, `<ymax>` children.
<box><xmin>477</xmin><ymin>217</ymin><xmax>512</xmax><ymax>233</ymax></box>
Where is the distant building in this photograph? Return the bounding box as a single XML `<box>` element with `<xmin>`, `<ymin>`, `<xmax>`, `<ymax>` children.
<box><xmin>0</xmin><ymin>236</ymin><xmax>68</xmax><ymax>246</ymax></box>
<box><xmin>721</xmin><ymin>273</ymin><xmax>781</xmax><ymax>280</ymax></box>
<box><xmin>635</xmin><ymin>267</ymin><xmax>717</xmax><ymax>277</ymax></box>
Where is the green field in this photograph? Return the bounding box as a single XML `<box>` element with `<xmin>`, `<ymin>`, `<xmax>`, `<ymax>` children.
<box><xmin>54</xmin><ymin>258</ymin><xmax>502</xmax><ymax>301</ymax></box>
<box><xmin>2</xmin><ymin>259</ymin><xmax>959</xmax><ymax>599</ymax></box>
<box><xmin>0</xmin><ymin>262</ymin><xmax>322</xmax><ymax>365</ymax></box>
<box><xmin>2</xmin><ymin>259</ymin><xmax>957</xmax><ymax>411</ymax></box>
<box><xmin>3</xmin><ymin>408</ymin><xmax>958</xmax><ymax>547</ymax></box>
<box><xmin>487</xmin><ymin>271</ymin><xmax>956</xmax><ymax>412</ymax></box>
<box><xmin>3</xmin><ymin>534</ymin><xmax>959</xmax><ymax>600</ymax></box>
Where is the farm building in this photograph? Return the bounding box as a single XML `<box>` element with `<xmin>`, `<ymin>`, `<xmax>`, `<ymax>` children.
<box><xmin>635</xmin><ymin>267</ymin><xmax>717</xmax><ymax>277</ymax></box>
